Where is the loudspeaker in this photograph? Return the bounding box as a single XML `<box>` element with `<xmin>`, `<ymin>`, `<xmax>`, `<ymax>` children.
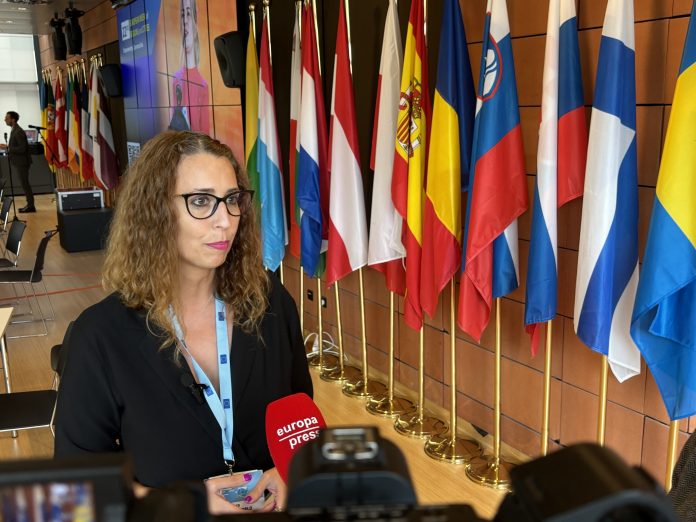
<box><xmin>214</xmin><ymin>31</ymin><xmax>245</xmax><ymax>88</ymax></box>
<box><xmin>100</xmin><ymin>64</ymin><xmax>122</xmax><ymax>97</ymax></box>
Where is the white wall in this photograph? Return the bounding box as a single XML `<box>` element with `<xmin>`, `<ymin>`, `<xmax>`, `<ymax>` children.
<box><xmin>0</xmin><ymin>34</ymin><xmax>40</xmax><ymax>138</ymax></box>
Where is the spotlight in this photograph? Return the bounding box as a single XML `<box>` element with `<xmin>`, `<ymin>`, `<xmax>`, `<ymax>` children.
<box><xmin>64</xmin><ymin>5</ymin><xmax>85</xmax><ymax>56</ymax></box>
<box><xmin>49</xmin><ymin>14</ymin><xmax>67</xmax><ymax>61</ymax></box>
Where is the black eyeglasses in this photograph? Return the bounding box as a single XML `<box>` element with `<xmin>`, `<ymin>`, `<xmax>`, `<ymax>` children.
<box><xmin>177</xmin><ymin>190</ymin><xmax>254</xmax><ymax>220</ymax></box>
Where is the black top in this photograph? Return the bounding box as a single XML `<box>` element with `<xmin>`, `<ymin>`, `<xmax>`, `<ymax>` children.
<box><xmin>54</xmin><ymin>273</ymin><xmax>312</xmax><ymax>488</ymax></box>
<box><xmin>8</xmin><ymin>124</ymin><xmax>32</xmax><ymax>167</ymax></box>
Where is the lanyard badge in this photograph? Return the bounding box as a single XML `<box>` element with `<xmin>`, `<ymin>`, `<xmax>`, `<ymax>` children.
<box><xmin>170</xmin><ymin>298</ymin><xmax>235</xmax><ymax>471</ymax></box>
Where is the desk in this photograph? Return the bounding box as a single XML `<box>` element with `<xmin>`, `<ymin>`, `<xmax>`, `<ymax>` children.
<box><xmin>0</xmin><ymin>307</ymin><xmax>13</xmax><ymax>395</ymax></box>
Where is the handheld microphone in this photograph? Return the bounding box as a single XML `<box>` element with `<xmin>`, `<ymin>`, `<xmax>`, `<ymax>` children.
<box><xmin>28</xmin><ymin>125</ymin><xmax>47</xmax><ymax>130</ymax></box>
<box><xmin>179</xmin><ymin>373</ymin><xmax>207</xmax><ymax>405</ymax></box>
<box><xmin>3</xmin><ymin>132</ymin><xmax>7</xmax><ymax>143</ymax></box>
<box><xmin>265</xmin><ymin>393</ymin><xmax>326</xmax><ymax>482</ymax></box>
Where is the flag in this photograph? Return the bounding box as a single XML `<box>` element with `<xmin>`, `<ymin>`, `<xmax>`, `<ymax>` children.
<box><xmin>257</xmin><ymin>11</ymin><xmax>288</xmax><ymax>272</ymax></box>
<box><xmin>68</xmin><ymin>74</ymin><xmax>82</xmax><ymax>174</ymax></box>
<box><xmin>245</xmin><ymin>18</ymin><xmax>260</xmax><ymax>200</ymax></box>
<box><xmin>392</xmin><ymin>0</ymin><xmax>430</xmax><ymax>330</ymax></box>
<box><xmin>367</xmin><ymin>0</ymin><xmax>406</xmax><ymax>295</ymax></box>
<box><xmin>288</xmin><ymin>1</ymin><xmax>302</xmax><ymax>259</ymax></box>
<box><xmin>458</xmin><ymin>0</ymin><xmax>528</xmax><ymax>341</ymax></box>
<box><xmin>43</xmin><ymin>76</ymin><xmax>56</xmax><ymax>169</ymax></box>
<box><xmin>574</xmin><ymin>0</ymin><xmax>640</xmax><ymax>382</ymax></box>
<box><xmin>631</xmin><ymin>5</ymin><xmax>696</xmax><ymax>419</ymax></box>
<box><xmin>421</xmin><ymin>0</ymin><xmax>475</xmax><ymax>318</ymax></box>
<box><xmin>55</xmin><ymin>75</ymin><xmax>68</xmax><ymax>168</ymax></box>
<box><xmin>296</xmin><ymin>1</ymin><xmax>329</xmax><ymax>278</ymax></box>
<box><xmin>81</xmin><ymin>68</ymin><xmax>95</xmax><ymax>182</ymax></box>
<box><xmin>90</xmin><ymin>64</ymin><xmax>119</xmax><ymax>189</ymax></box>
<box><xmin>326</xmin><ymin>0</ymin><xmax>368</xmax><ymax>285</ymax></box>
<box><xmin>524</xmin><ymin>0</ymin><xmax>587</xmax><ymax>355</ymax></box>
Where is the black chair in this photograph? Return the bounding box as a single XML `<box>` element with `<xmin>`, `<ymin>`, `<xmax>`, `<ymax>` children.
<box><xmin>0</xmin><ymin>218</ymin><xmax>26</xmax><ymax>267</ymax></box>
<box><xmin>0</xmin><ymin>229</ymin><xmax>58</xmax><ymax>338</ymax></box>
<box><xmin>0</xmin><ymin>196</ymin><xmax>13</xmax><ymax>239</ymax></box>
<box><xmin>0</xmin><ymin>322</ymin><xmax>73</xmax><ymax>438</ymax></box>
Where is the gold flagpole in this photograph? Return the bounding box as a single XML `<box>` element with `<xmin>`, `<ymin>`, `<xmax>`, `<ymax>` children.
<box><xmin>321</xmin><ymin>281</ymin><xmax>346</xmax><ymax>381</ymax></box>
<box><xmin>367</xmin><ymin>291</ymin><xmax>414</xmax><ymax>416</ymax></box>
<box><xmin>541</xmin><ymin>320</ymin><xmax>552</xmax><ymax>455</ymax></box>
<box><xmin>425</xmin><ymin>283</ymin><xmax>481</xmax><ymax>462</ymax></box>
<box><xmin>597</xmin><ymin>355</ymin><xmax>609</xmax><ymax>445</ymax></box>
<box><xmin>665</xmin><ymin>420</ymin><xmax>680</xmax><ymax>491</ymax></box>
<box><xmin>466</xmin><ymin>298</ymin><xmax>513</xmax><ymax>489</ymax></box>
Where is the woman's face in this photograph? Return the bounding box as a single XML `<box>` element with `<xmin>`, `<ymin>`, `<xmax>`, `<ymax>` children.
<box><xmin>173</xmin><ymin>152</ymin><xmax>241</xmax><ymax>279</ymax></box>
<box><xmin>181</xmin><ymin>0</ymin><xmax>194</xmax><ymax>53</ymax></box>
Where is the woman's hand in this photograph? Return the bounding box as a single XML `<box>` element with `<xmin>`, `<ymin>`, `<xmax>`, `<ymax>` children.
<box><xmin>245</xmin><ymin>467</ymin><xmax>287</xmax><ymax>512</ymax></box>
<box><xmin>203</xmin><ymin>472</ymin><xmax>260</xmax><ymax>515</ymax></box>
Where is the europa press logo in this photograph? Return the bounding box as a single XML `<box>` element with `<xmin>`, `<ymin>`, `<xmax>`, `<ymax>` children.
<box><xmin>481</xmin><ymin>36</ymin><xmax>502</xmax><ymax>101</ymax></box>
<box><xmin>276</xmin><ymin>416</ymin><xmax>322</xmax><ymax>451</ymax></box>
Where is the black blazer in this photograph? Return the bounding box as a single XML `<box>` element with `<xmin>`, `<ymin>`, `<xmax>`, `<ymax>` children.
<box><xmin>54</xmin><ymin>274</ymin><xmax>313</xmax><ymax>488</ymax></box>
<box><xmin>8</xmin><ymin>124</ymin><xmax>32</xmax><ymax>168</ymax></box>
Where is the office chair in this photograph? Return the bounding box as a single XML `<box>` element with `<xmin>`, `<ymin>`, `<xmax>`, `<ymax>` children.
<box><xmin>0</xmin><ymin>229</ymin><xmax>58</xmax><ymax>338</ymax></box>
<box><xmin>0</xmin><ymin>218</ymin><xmax>26</xmax><ymax>266</ymax></box>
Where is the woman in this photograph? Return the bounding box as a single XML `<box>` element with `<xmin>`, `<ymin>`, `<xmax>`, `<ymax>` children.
<box><xmin>169</xmin><ymin>0</ymin><xmax>210</xmax><ymax>133</ymax></box>
<box><xmin>54</xmin><ymin>131</ymin><xmax>312</xmax><ymax>513</ymax></box>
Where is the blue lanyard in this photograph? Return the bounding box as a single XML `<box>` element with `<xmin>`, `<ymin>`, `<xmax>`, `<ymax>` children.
<box><xmin>170</xmin><ymin>298</ymin><xmax>235</xmax><ymax>471</ymax></box>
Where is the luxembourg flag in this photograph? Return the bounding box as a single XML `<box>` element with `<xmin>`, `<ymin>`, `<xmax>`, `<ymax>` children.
<box><xmin>525</xmin><ymin>0</ymin><xmax>587</xmax><ymax>355</ymax></box>
<box><xmin>367</xmin><ymin>0</ymin><xmax>406</xmax><ymax>295</ymax></box>
<box><xmin>574</xmin><ymin>0</ymin><xmax>640</xmax><ymax>382</ymax></box>
<box><xmin>257</xmin><ymin>12</ymin><xmax>288</xmax><ymax>272</ymax></box>
<box><xmin>458</xmin><ymin>0</ymin><xmax>528</xmax><ymax>341</ymax></box>
<box><xmin>296</xmin><ymin>1</ymin><xmax>329</xmax><ymax>278</ymax></box>
<box><xmin>326</xmin><ymin>0</ymin><xmax>368</xmax><ymax>285</ymax></box>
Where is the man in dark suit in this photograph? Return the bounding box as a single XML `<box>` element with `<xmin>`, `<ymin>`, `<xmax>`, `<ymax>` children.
<box><xmin>1</xmin><ymin>111</ymin><xmax>35</xmax><ymax>212</ymax></box>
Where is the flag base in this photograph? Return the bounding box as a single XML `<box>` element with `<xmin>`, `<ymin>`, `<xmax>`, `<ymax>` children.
<box><xmin>366</xmin><ymin>395</ymin><xmax>414</xmax><ymax>418</ymax></box>
<box><xmin>342</xmin><ymin>374</ymin><xmax>387</xmax><ymax>399</ymax></box>
<box><xmin>465</xmin><ymin>454</ymin><xmax>514</xmax><ymax>490</ymax></box>
<box><xmin>394</xmin><ymin>410</ymin><xmax>448</xmax><ymax>439</ymax></box>
<box><xmin>424</xmin><ymin>432</ymin><xmax>482</xmax><ymax>464</ymax></box>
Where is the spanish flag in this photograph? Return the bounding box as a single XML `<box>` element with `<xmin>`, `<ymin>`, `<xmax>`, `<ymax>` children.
<box><xmin>392</xmin><ymin>0</ymin><xmax>430</xmax><ymax>330</ymax></box>
<box><xmin>631</xmin><ymin>5</ymin><xmax>696</xmax><ymax>420</ymax></box>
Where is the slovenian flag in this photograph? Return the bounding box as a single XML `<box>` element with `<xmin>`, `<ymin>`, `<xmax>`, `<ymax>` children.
<box><xmin>326</xmin><ymin>0</ymin><xmax>367</xmax><ymax>285</ymax></box>
<box><xmin>574</xmin><ymin>0</ymin><xmax>640</xmax><ymax>382</ymax></box>
<box><xmin>631</xmin><ymin>4</ymin><xmax>696</xmax><ymax>419</ymax></box>
<box><xmin>296</xmin><ymin>1</ymin><xmax>329</xmax><ymax>278</ymax></box>
<box><xmin>392</xmin><ymin>0</ymin><xmax>430</xmax><ymax>330</ymax></box>
<box><xmin>421</xmin><ymin>0</ymin><xmax>475</xmax><ymax>319</ymax></box>
<box><xmin>524</xmin><ymin>0</ymin><xmax>587</xmax><ymax>355</ymax></box>
<box><xmin>367</xmin><ymin>0</ymin><xmax>405</xmax><ymax>295</ymax></box>
<box><xmin>257</xmin><ymin>10</ymin><xmax>288</xmax><ymax>272</ymax></box>
<box><xmin>458</xmin><ymin>0</ymin><xmax>528</xmax><ymax>341</ymax></box>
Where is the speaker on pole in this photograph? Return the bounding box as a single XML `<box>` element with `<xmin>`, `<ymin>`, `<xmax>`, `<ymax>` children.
<box><xmin>213</xmin><ymin>31</ymin><xmax>245</xmax><ymax>88</ymax></box>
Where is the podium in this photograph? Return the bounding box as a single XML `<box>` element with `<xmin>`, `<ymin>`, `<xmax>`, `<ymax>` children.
<box><xmin>57</xmin><ymin>207</ymin><xmax>113</xmax><ymax>252</ymax></box>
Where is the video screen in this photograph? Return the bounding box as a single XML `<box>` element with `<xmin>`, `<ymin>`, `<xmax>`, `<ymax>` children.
<box><xmin>0</xmin><ymin>482</ymin><xmax>96</xmax><ymax>522</ymax></box>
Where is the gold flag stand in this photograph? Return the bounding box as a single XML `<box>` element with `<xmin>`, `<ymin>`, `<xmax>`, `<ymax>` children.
<box><xmin>597</xmin><ymin>355</ymin><xmax>608</xmax><ymax>445</ymax></box>
<box><xmin>343</xmin><ymin>268</ymin><xmax>387</xmax><ymax>398</ymax></box>
<box><xmin>665</xmin><ymin>420</ymin><xmax>679</xmax><ymax>491</ymax></box>
<box><xmin>366</xmin><ymin>292</ymin><xmax>414</xmax><ymax>416</ymax></box>
<box><xmin>466</xmin><ymin>299</ymin><xmax>513</xmax><ymax>489</ymax></box>
<box><xmin>321</xmin><ymin>282</ymin><xmax>347</xmax><ymax>382</ymax></box>
<box><xmin>425</xmin><ymin>284</ymin><xmax>481</xmax><ymax>463</ymax></box>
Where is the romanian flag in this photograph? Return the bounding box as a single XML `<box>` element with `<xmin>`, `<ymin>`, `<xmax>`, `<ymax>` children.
<box><xmin>288</xmin><ymin>1</ymin><xmax>302</xmax><ymax>259</ymax></box>
<box><xmin>524</xmin><ymin>0</ymin><xmax>587</xmax><ymax>355</ymax></box>
<box><xmin>326</xmin><ymin>0</ymin><xmax>368</xmax><ymax>285</ymax></box>
<box><xmin>392</xmin><ymin>0</ymin><xmax>430</xmax><ymax>330</ymax></box>
<box><xmin>55</xmin><ymin>75</ymin><xmax>68</xmax><ymax>168</ymax></box>
<box><xmin>245</xmin><ymin>17</ymin><xmax>260</xmax><ymax>202</ymax></box>
<box><xmin>257</xmin><ymin>11</ymin><xmax>288</xmax><ymax>272</ymax></box>
<box><xmin>367</xmin><ymin>0</ymin><xmax>405</xmax><ymax>295</ymax></box>
<box><xmin>296</xmin><ymin>1</ymin><xmax>329</xmax><ymax>278</ymax></box>
<box><xmin>458</xmin><ymin>0</ymin><xmax>528</xmax><ymax>341</ymax></box>
<box><xmin>631</xmin><ymin>5</ymin><xmax>696</xmax><ymax>419</ymax></box>
<box><xmin>421</xmin><ymin>0</ymin><xmax>475</xmax><ymax>318</ymax></box>
<box><xmin>574</xmin><ymin>0</ymin><xmax>640</xmax><ymax>382</ymax></box>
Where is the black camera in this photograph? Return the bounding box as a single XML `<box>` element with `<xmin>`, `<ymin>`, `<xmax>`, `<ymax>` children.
<box><xmin>0</xmin><ymin>428</ymin><xmax>680</xmax><ymax>522</ymax></box>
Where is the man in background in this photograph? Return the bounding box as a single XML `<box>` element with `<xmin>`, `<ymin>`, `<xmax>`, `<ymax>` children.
<box><xmin>0</xmin><ymin>111</ymin><xmax>35</xmax><ymax>213</ymax></box>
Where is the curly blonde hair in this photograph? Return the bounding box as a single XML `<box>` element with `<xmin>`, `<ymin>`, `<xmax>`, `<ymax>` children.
<box><xmin>102</xmin><ymin>131</ymin><xmax>268</xmax><ymax>349</ymax></box>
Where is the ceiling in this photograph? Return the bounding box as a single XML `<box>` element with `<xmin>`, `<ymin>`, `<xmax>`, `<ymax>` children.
<box><xmin>0</xmin><ymin>0</ymin><xmax>104</xmax><ymax>36</ymax></box>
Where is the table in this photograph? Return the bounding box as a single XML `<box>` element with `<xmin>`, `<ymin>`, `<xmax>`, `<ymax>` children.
<box><xmin>0</xmin><ymin>306</ymin><xmax>13</xmax><ymax>395</ymax></box>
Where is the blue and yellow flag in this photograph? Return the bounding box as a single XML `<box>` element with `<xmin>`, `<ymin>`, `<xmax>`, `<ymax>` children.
<box><xmin>631</xmin><ymin>6</ymin><xmax>696</xmax><ymax>420</ymax></box>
